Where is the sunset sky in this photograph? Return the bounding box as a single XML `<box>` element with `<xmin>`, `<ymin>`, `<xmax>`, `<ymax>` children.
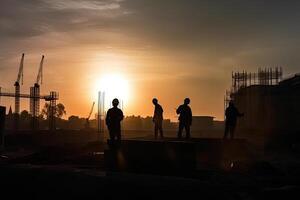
<box><xmin>1</xmin><ymin>0</ymin><xmax>300</xmax><ymax>121</ymax></box>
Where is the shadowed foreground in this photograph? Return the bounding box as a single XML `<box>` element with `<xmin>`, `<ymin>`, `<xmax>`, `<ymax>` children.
<box><xmin>0</xmin><ymin>133</ymin><xmax>300</xmax><ymax>199</ymax></box>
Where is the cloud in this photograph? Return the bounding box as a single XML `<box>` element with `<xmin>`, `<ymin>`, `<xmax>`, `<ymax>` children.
<box><xmin>0</xmin><ymin>0</ymin><xmax>127</xmax><ymax>40</ymax></box>
<box><xmin>45</xmin><ymin>0</ymin><xmax>122</xmax><ymax>10</ymax></box>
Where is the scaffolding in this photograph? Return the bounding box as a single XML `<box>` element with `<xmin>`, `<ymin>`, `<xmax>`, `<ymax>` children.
<box><xmin>231</xmin><ymin>67</ymin><xmax>283</xmax><ymax>93</ymax></box>
<box><xmin>0</xmin><ymin>89</ymin><xmax>59</xmax><ymax>130</ymax></box>
<box><xmin>30</xmin><ymin>84</ymin><xmax>40</xmax><ymax>130</ymax></box>
<box><xmin>224</xmin><ymin>67</ymin><xmax>283</xmax><ymax>118</ymax></box>
<box><xmin>47</xmin><ymin>91</ymin><xmax>58</xmax><ymax>131</ymax></box>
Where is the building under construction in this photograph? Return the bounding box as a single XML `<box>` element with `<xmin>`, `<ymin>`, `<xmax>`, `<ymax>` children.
<box><xmin>225</xmin><ymin>67</ymin><xmax>300</xmax><ymax>137</ymax></box>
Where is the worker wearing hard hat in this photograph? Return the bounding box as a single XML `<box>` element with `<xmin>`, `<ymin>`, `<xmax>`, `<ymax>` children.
<box><xmin>176</xmin><ymin>98</ymin><xmax>192</xmax><ymax>139</ymax></box>
<box><xmin>152</xmin><ymin>98</ymin><xmax>164</xmax><ymax>139</ymax></box>
<box><xmin>106</xmin><ymin>98</ymin><xmax>124</xmax><ymax>144</ymax></box>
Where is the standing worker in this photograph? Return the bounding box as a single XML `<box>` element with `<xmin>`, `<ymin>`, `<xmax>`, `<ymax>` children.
<box><xmin>176</xmin><ymin>98</ymin><xmax>192</xmax><ymax>139</ymax></box>
<box><xmin>152</xmin><ymin>98</ymin><xmax>164</xmax><ymax>139</ymax></box>
<box><xmin>106</xmin><ymin>98</ymin><xmax>124</xmax><ymax>144</ymax></box>
<box><xmin>224</xmin><ymin>101</ymin><xmax>244</xmax><ymax>139</ymax></box>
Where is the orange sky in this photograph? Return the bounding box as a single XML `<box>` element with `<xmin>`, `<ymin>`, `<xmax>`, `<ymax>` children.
<box><xmin>0</xmin><ymin>46</ymin><xmax>229</xmax><ymax>121</ymax></box>
<box><xmin>1</xmin><ymin>1</ymin><xmax>300</xmax><ymax>121</ymax></box>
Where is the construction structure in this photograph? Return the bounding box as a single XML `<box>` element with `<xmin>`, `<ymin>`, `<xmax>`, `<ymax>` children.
<box><xmin>0</xmin><ymin>89</ymin><xmax>59</xmax><ymax>131</ymax></box>
<box><xmin>12</xmin><ymin>53</ymin><xmax>25</xmax><ymax>129</ymax></box>
<box><xmin>97</xmin><ymin>91</ymin><xmax>105</xmax><ymax>134</ymax></box>
<box><xmin>224</xmin><ymin>67</ymin><xmax>283</xmax><ymax>116</ymax></box>
<box><xmin>30</xmin><ymin>55</ymin><xmax>44</xmax><ymax>130</ymax></box>
<box><xmin>191</xmin><ymin>116</ymin><xmax>214</xmax><ymax>132</ymax></box>
<box><xmin>225</xmin><ymin>67</ymin><xmax>300</xmax><ymax>137</ymax></box>
<box><xmin>14</xmin><ymin>53</ymin><xmax>24</xmax><ymax>116</ymax></box>
<box><xmin>225</xmin><ymin>67</ymin><xmax>283</xmax><ymax>108</ymax></box>
<box><xmin>85</xmin><ymin>101</ymin><xmax>95</xmax><ymax>129</ymax></box>
<box><xmin>0</xmin><ymin>54</ymin><xmax>59</xmax><ymax>131</ymax></box>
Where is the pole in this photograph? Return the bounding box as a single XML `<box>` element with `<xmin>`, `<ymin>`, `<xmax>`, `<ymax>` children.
<box><xmin>98</xmin><ymin>91</ymin><xmax>101</xmax><ymax>134</ymax></box>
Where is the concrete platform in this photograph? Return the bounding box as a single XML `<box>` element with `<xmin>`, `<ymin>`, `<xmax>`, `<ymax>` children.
<box><xmin>104</xmin><ymin>138</ymin><xmax>251</xmax><ymax>174</ymax></box>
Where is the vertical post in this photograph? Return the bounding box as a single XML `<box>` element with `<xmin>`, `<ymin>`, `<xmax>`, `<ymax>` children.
<box><xmin>48</xmin><ymin>92</ymin><xmax>57</xmax><ymax>131</ymax></box>
<box><xmin>0</xmin><ymin>106</ymin><xmax>6</xmax><ymax>150</ymax></box>
<box><xmin>103</xmin><ymin>92</ymin><xmax>105</xmax><ymax>135</ymax></box>
<box><xmin>31</xmin><ymin>85</ymin><xmax>40</xmax><ymax>130</ymax></box>
<box><xmin>14</xmin><ymin>83</ymin><xmax>20</xmax><ymax>130</ymax></box>
<box><xmin>98</xmin><ymin>91</ymin><xmax>105</xmax><ymax>138</ymax></box>
<box><xmin>98</xmin><ymin>91</ymin><xmax>101</xmax><ymax>134</ymax></box>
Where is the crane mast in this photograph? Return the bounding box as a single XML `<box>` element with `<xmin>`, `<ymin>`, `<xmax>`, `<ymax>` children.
<box><xmin>35</xmin><ymin>55</ymin><xmax>44</xmax><ymax>86</ymax></box>
<box><xmin>15</xmin><ymin>53</ymin><xmax>24</xmax><ymax>85</ymax></box>
<box><xmin>30</xmin><ymin>55</ymin><xmax>44</xmax><ymax>130</ymax></box>
<box><xmin>14</xmin><ymin>53</ymin><xmax>25</xmax><ymax>115</ymax></box>
<box><xmin>85</xmin><ymin>102</ymin><xmax>95</xmax><ymax>129</ymax></box>
<box><xmin>87</xmin><ymin>102</ymin><xmax>95</xmax><ymax>120</ymax></box>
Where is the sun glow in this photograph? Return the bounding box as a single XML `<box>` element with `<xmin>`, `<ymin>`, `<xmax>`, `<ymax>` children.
<box><xmin>94</xmin><ymin>73</ymin><xmax>130</xmax><ymax>108</ymax></box>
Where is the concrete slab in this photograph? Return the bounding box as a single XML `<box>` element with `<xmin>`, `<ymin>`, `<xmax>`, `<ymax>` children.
<box><xmin>105</xmin><ymin>138</ymin><xmax>250</xmax><ymax>174</ymax></box>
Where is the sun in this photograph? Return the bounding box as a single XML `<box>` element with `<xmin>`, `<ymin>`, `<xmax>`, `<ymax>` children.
<box><xmin>93</xmin><ymin>73</ymin><xmax>130</xmax><ymax>109</ymax></box>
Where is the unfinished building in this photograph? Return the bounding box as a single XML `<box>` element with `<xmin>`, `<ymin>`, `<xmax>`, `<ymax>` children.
<box><xmin>226</xmin><ymin>68</ymin><xmax>300</xmax><ymax>137</ymax></box>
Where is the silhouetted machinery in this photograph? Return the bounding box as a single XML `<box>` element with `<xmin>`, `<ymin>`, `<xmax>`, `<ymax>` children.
<box><xmin>0</xmin><ymin>54</ymin><xmax>59</xmax><ymax>131</ymax></box>
<box><xmin>14</xmin><ymin>53</ymin><xmax>24</xmax><ymax>116</ymax></box>
<box><xmin>85</xmin><ymin>102</ymin><xmax>95</xmax><ymax>130</ymax></box>
<box><xmin>30</xmin><ymin>55</ymin><xmax>44</xmax><ymax>130</ymax></box>
<box><xmin>12</xmin><ymin>53</ymin><xmax>25</xmax><ymax>129</ymax></box>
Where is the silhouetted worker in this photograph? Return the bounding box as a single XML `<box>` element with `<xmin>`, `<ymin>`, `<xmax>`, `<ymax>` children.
<box><xmin>176</xmin><ymin>98</ymin><xmax>192</xmax><ymax>139</ymax></box>
<box><xmin>224</xmin><ymin>101</ymin><xmax>244</xmax><ymax>139</ymax></box>
<box><xmin>152</xmin><ymin>98</ymin><xmax>164</xmax><ymax>139</ymax></box>
<box><xmin>106</xmin><ymin>98</ymin><xmax>124</xmax><ymax>144</ymax></box>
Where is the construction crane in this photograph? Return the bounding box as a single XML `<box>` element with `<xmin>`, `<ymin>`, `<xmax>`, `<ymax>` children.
<box><xmin>85</xmin><ymin>102</ymin><xmax>95</xmax><ymax>129</ymax></box>
<box><xmin>35</xmin><ymin>55</ymin><xmax>44</xmax><ymax>87</ymax></box>
<box><xmin>30</xmin><ymin>55</ymin><xmax>44</xmax><ymax>130</ymax></box>
<box><xmin>0</xmin><ymin>54</ymin><xmax>59</xmax><ymax>131</ymax></box>
<box><xmin>14</xmin><ymin>53</ymin><xmax>24</xmax><ymax>114</ymax></box>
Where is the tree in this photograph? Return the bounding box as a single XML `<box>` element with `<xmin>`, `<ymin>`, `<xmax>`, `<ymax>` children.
<box><xmin>41</xmin><ymin>103</ymin><xmax>66</xmax><ymax>119</ymax></box>
<box><xmin>20</xmin><ymin>110</ymin><xmax>31</xmax><ymax>121</ymax></box>
<box><xmin>56</xmin><ymin>103</ymin><xmax>66</xmax><ymax>118</ymax></box>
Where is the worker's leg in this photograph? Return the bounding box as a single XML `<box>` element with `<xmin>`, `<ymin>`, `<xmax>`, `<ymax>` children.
<box><xmin>116</xmin><ymin>129</ymin><xmax>121</xmax><ymax>142</ymax></box>
<box><xmin>224</xmin><ymin>123</ymin><xmax>229</xmax><ymax>139</ymax></box>
<box><xmin>230</xmin><ymin>125</ymin><xmax>236</xmax><ymax>139</ymax></box>
<box><xmin>159</xmin><ymin>122</ymin><xmax>164</xmax><ymax>139</ymax></box>
<box><xmin>109</xmin><ymin>130</ymin><xmax>114</xmax><ymax>141</ymax></box>
<box><xmin>185</xmin><ymin>125</ymin><xmax>191</xmax><ymax>139</ymax></box>
<box><xmin>154</xmin><ymin>123</ymin><xmax>158</xmax><ymax>139</ymax></box>
<box><xmin>177</xmin><ymin>122</ymin><xmax>184</xmax><ymax>139</ymax></box>
<box><xmin>108</xmin><ymin>130</ymin><xmax>115</xmax><ymax>146</ymax></box>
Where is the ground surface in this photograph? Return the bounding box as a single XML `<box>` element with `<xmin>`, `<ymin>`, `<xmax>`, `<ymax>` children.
<box><xmin>0</xmin><ymin>132</ymin><xmax>299</xmax><ymax>199</ymax></box>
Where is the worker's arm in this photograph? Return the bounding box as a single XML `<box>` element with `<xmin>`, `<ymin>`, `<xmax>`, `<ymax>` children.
<box><xmin>105</xmin><ymin>110</ymin><xmax>110</xmax><ymax>126</ymax></box>
<box><xmin>120</xmin><ymin>110</ymin><xmax>124</xmax><ymax>121</ymax></box>
<box><xmin>189</xmin><ymin>107</ymin><xmax>193</xmax><ymax>125</ymax></box>
<box><xmin>176</xmin><ymin>106</ymin><xmax>181</xmax><ymax>114</ymax></box>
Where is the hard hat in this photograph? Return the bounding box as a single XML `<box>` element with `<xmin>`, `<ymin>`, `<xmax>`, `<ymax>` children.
<box><xmin>184</xmin><ymin>98</ymin><xmax>190</xmax><ymax>104</ymax></box>
<box><xmin>112</xmin><ymin>98</ymin><xmax>119</xmax><ymax>106</ymax></box>
<box><xmin>152</xmin><ymin>98</ymin><xmax>158</xmax><ymax>104</ymax></box>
